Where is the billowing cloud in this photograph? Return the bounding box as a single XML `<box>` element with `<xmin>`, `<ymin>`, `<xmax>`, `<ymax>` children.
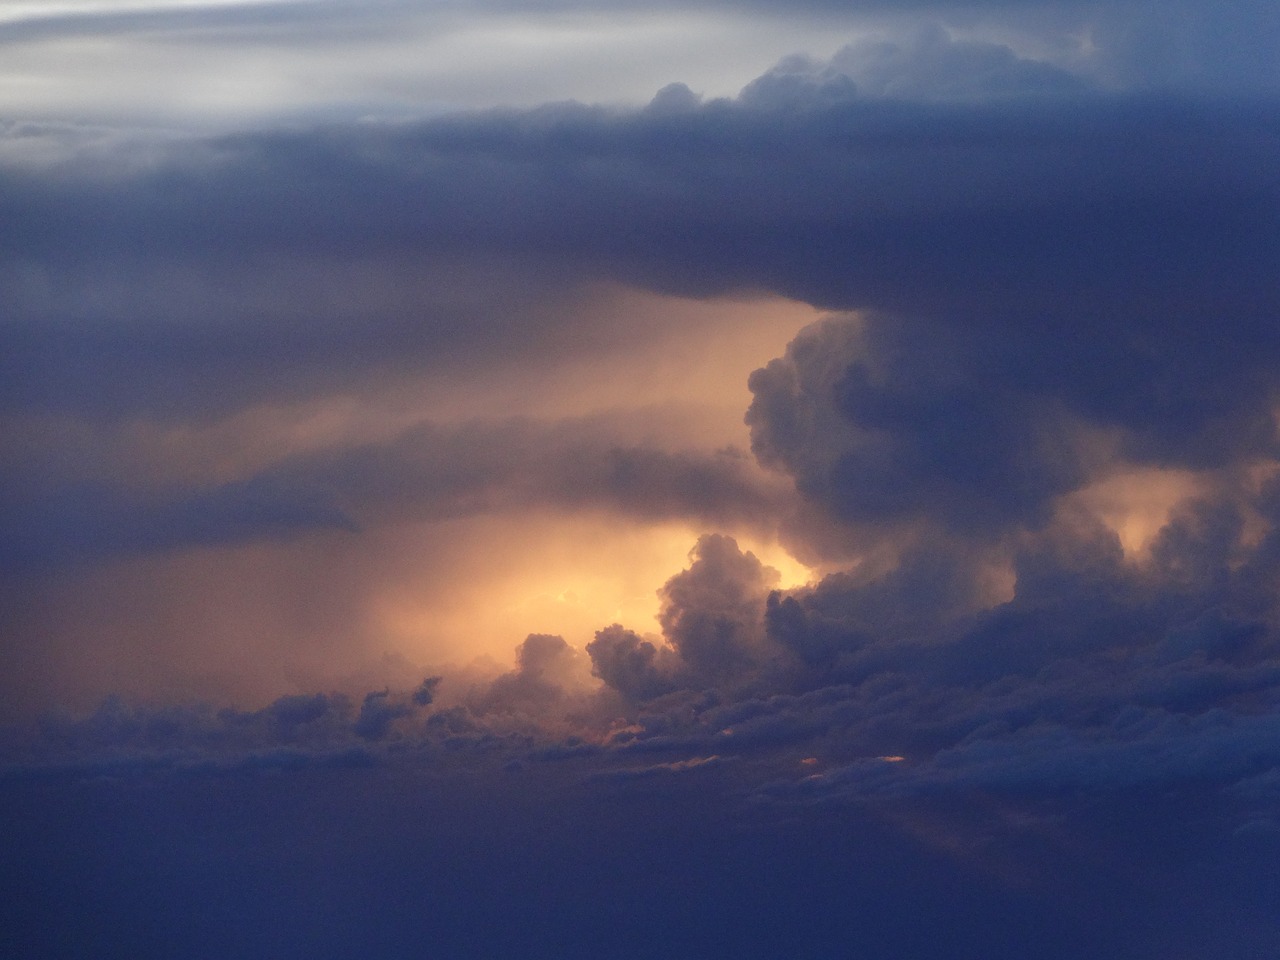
<box><xmin>656</xmin><ymin>533</ymin><xmax>781</xmax><ymax>686</ymax></box>
<box><xmin>467</xmin><ymin>632</ymin><xmax>599</xmax><ymax>730</ymax></box>
<box><xmin>3</xmin><ymin>28</ymin><xmax>1277</xmax><ymax>712</ymax></box>
<box><xmin>586</xmin><ymin>534</ymin><xmax>784</xmax><ymax>697</ymax></box>
<box><xmin>587</xmin><ymin>623</ymin><xmax>679</xmax><ymax>701</ymax></box>
<box><xmin>744</xmin><ymin>26</ymin><xmax>1087</xmax><ymax>104</ymax></box>
<box><xmin>747</xmin><ymin>314</ymin><xmax>1086</xmax><ymax>534</ymax></box>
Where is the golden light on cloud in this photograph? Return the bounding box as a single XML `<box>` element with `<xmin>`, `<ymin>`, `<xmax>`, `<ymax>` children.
<box><xmin>384</xmin><ymin>284</ymin><xmax>824</xmax><ymax>444</ymax></box>
<box><xmin>375</xmin><ymin>514</ymin><xmax>818</xmax><ymax>670</ymax></box>
<box><xmin>1072</xmin><ymin>467</ymin><xmax>1205</xmax><ymax>558</ymax></box>
<box><xmin>57</xmin><ymin>285</ymin><xmax>822</xmax><ymax>493</ymax></box>
<box><xmin>5</xmin><ymin>509</ymin><xmax>823</xmax><ymax>715</ymax></box>
<box><xmin>1</xmin><ymin>286</ymin><xmax>826</xmax><ymax>715</ymax></box>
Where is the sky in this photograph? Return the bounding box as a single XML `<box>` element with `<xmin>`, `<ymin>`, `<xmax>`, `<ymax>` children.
<box><xmin>2</xmin><ymin>0</ymin><xmax>1280</xmax><ymax>957</ymax></box>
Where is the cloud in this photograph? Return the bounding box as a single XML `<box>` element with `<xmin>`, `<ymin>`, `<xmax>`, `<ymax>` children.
<box><xmin>586</xmin><ymin>624</ymin><xmax>679</xmax><ymax>701</ymax></box>
<box><xmin>0</xmin><ymin>414</ymin><xmax>785</xmax><ymax>572</ymax></box>
<box><xmin>353</xmin><ymin>689</ymin><xmax>416</xmax><ymax>740</ymax></box>
<box><xmin>742</xmin><ymin>270</ymin><xmax>1280</xmax><ymax>545</ymax></box>
<box><xmin>583</xmin><ymin>534</ymin><xmax>787</xmax><ymax>699</ymax></box>
<box><xmin>6</xmin><ymin>473</ymin><xmax>1280</xmax><ymax>958</ymax></box>
<box><xmin>7</xmin><ymin>66</ymin><xmax>1278</xmax><ymax>792</ymax></box>
<box><xmin>0</xmin><ymin>254</ymin><xmax>597</xmax><ymax>419</ymax></box>
<box><xmin>587</xmin><ymin>753</ymin><xmax>723</xmax><ymax>781</ymax></box>
<box><xmin>737</xmin><ymin>53</ymin><xmax>861</xmax><ymax>111</ymax></box>
<box><xmin>656</xmin><ymin>534</ymin><xmax>782</xmax><ymax>687</ymax></box>
<box><xmin>762</xmin><ymin>708</ymin><xmax>1280</xmax><ymax>804</ymax></box>
<box><xmin>2</xmin><ymin>55</ymin><xmax>1275</xmax><ymax>433</ymax></box>
<box><xmin>0</xmin><ymin>477</ymin><xmax>358</xmax><ymax>574</ymax></box>
<box><xmin>567</xmin><ymin>339</ymin><xmax>1280</xmax><ymax>810</ymax></box>
<box><xmin>1089</xmin><ymin>0</ymin><xmax>1280</xmax><ymax>92</ymax></box>
<box><xmin>753</xmin><ymin>27</ymin><xmax>1088</xmax><ymax>104</ymax></box>
<box><xmin>467</xmin><ymin>633</ymin><xmax>600</xmax><ymax>729</ymax></box>
<box><xmin>3</xmin><ymin>42</ymin><xmax>1278</xmax><ymax>732</ymax></box>
<box><xmin>746</xmin><ymin>314</ymin><xmax>1086</xmax><ymax>534</ymax></box>
<box><xmin>4</xmin><ymin>680</ymin><xmax>446</xmax><ymax>776</ymax></box>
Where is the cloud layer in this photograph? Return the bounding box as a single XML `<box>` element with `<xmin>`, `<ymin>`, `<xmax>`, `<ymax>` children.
<box><xmin>4</xmin><ymin>18</ymin><xmax>1280</xmax><ymax>957</ymax></box>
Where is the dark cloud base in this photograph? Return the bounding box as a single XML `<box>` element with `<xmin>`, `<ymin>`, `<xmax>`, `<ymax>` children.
<box><xmin>3</xmin><ymin>727</ymin><xmax>1277</xmax><ymax>960</ymax></box>
<box><xmin>3</xmin><ymin>92</ymin><xmax>1277</xmax><ymax>421</ymax></box>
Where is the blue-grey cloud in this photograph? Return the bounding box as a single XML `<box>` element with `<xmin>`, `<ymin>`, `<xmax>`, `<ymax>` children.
<box><xmin>3</xmin><ymin>55</ymin><xmax>1276</xmax><ymax>422</ymax></box>
<box><xmin>0</xmin><ymin>477</ymin><xmax>358</xmax><ymax>573</ymax></box>
<box><xmin>587</xmin><ymin>623</ymin><xmax>681</xmax><ymax>701</ymax></box>
<box><xmin>0</xmin><ymin>415</ymin><xmax>782</xmax><ymax>571</ymax></box>
<box><xmin>748</xmin><ymin>27</ymin><xmax>1088</xmax><ymax>103</ymax></box>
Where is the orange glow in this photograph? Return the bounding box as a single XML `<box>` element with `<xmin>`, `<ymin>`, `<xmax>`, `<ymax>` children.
<box><xmin>30</xmin><ymin>286</ymin><xmax>823</xmax><ymax>497</ymax></box>
<box><xmin>1238</xmin><ymin>460</ymin><xmax>1280</xmax><ymax>551</ymax></box>
<box><xmin>1071</xmin><ymin>467</ymin><xmax>1204</xmax><ymax>558</ymax></box>
<box><xmin>4</xmin><ymin>287</ymin><xmax>827</xmax><ymax>713</ymax></box>
<box><xmin>975</xmin><ymin>558</ymin><xmax>1017</xmax><ymax>607</ymax></box>
<box><xmin>374</xmin><ymin>514</ymin><xmax>818</xmax><ymax>670</ymax></box>
<box><xmin>10</xmin><ymin>511</ymin><xmax>823</xmax><ymax>714</ymax></box>
<box><xmin>381</xmin><ymin>284</ymin><xmax>824</xmax><ymax>439</ymax></box>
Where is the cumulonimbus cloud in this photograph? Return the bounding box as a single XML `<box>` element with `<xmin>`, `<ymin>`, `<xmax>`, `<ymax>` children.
<box><xmin>3</xmin><ymin>40</ymin><xmax>1280</xmax><ymax>903</ymax></box>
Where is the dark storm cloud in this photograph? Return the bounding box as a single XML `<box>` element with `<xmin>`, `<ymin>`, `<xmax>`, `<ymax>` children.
<box><xmin>4</xmin><ymin>687</ymin><xmax>389</xmax><ymax>779</ymax></box>
<box><xmin>742</xmin><ymin>274</ymin><xmax>1277</xmax><ymax>531</ymax></box>
<box><xmin>466</xmin><ymin>633</ymin><xmax>598</xmax><ymax>728</ymax></box>
<box><xmin>18</xmin><ymin>496</ymin><xmax>1278</xmax><ymax>819</ymax></box>
<box><xmin>746</xmin><ymin>314</ymin><xmax>1088</xmax><ymax>532</ymax></box>
<box><xmin>6</xmin><ymin>506</ymin><xmax>1280</xmax><ymax>960</ymax></box>
<box><xmin>244</xmin><ymin>414</ymin><xmax>778</xmax><ymax>529</ymax></box>
<box><xmin>14</xmin><ymin>88</ymin><xmax>1274</xmax><ymax>302</ymax></box>
<box><xmin>0</xmin><ymin>254</ymin><xmax>591</xmax><ymax>418</ymax></box>
<box><xmin>1090</xmin><ymin>0</ymin><xmax>1280</xmax><ymax>92</ymax></box>
<box><xmin>1</xmin><ymin>33</ymin><xmax>1276</xmax><ymax>782</ymax></box>
<box><xmin>3</xmin><ymin>41</ymin><xmax>1277</xmax><ymax>419</ymax></box>
<box><xmin>656</xmin><ymin>533</ymin><xmax>782</xmax><ymax>686</ymax></box>
<box><xmin>0</xmin><ymin>675</ymin><xmax>448</xmax><ymax>779</ymax></box>
<box><xmin>566</xmin><ymin>407</ymin><xmax>1280</xmax><ymax>806</ymax></box>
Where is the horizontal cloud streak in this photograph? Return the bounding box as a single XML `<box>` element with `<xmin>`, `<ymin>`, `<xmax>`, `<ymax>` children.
<box><xmin>1</xmin><ymin>414</ymin><xmax>785</xmax><ymax>571</ymax></box>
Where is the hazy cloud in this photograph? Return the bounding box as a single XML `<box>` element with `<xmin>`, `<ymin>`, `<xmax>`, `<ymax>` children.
<box><xmin>1</xmin><ymin>415</ymin><xmax>784</xmax><ymax>572</ymax></box>
<box><xmin>4</xmin><ymin>24</ymin><xmax>1280</xmax><ymax>957</ymax></box>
